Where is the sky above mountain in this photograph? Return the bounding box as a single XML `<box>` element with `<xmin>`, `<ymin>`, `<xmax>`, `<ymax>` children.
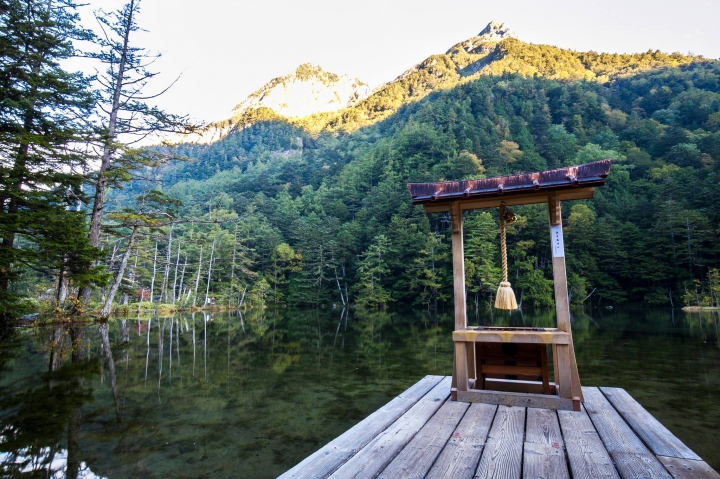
<box><xmin>83</xmin><ymin>0</ymin><xmax>720</xmax><ymax>124</ymax></box>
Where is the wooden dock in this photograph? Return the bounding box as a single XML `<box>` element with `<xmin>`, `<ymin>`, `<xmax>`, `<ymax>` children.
<box><xmin>278</xmin><ymin>375</ymin><xmax>719</xmax><ymax>479</ymax></box>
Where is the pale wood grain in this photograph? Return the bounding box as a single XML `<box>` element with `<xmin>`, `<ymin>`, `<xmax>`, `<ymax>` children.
<box><xmin>525</xmin><ymin>408</ymin><xmax>564</xmax><ymax>446</ymax></box>
<box><xmin>277</xmin><ymin>375</ymin><xmax>444</xmax><ymax>479</ymax></box>
<box><xmin>600</xmin><ymin>387</ymin><xmax>701</xmax><ymax>461</ymax></box>
<box><xmin>523</xmin><ymin>408</ymin><xmax>570</xmax><ymax>479</ymax></box>
<box><xmin>583</xmin><ymin>387</ymin><xmax>672</xmax><ymax>479</ymax></box>
<box><xmin>451</xmin><ymin>201</ymin><xmax>466</xmax><ymax>331</ymax></box>
<box><xmin>473</xmin><ymin>406</ymin><xmax>525</xmax><ymax>479</ymax></box>
<box><xmin>426</xmin><ymin>403</ymin><xmax>497</xmax><ymax>479</ymax></box>
<box><xmin>377</xmin><ymin>401</ymin><xmax>469</xmax><ymax>479</ymax></box>
<box><xmin>548</xmin><ymin>192</ymin><xmax>582</xmax><ymax>402</ymax></box>
<box><xmin>558</xmin><ymin>407</ymin><xmax>620</xmax><ymax>479</ymax></box>
<box><xmin>452</xmin><ymin>329</ymin><xmax>570</xmax><ymax>344</ymax></box>
<box><xmin>523</xmin><ymin>442</ymin><xmax>570</xmax><ymax>479</ymax></box>
<box><xmin>327</xmin><ymin>377</ymin><xmax>452</xmax><ymax>479</ymax></box>
<box><xmin>457</xmin><ymin>389</ymin><xmax>575</xmax><ymax>411</ymax></box>
<box><xmin>658</xmin><ymin>456</ymin><xmax>720</xmax><ymax>479</ymax></box>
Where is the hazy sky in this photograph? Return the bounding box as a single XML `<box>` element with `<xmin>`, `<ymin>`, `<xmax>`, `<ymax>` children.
<box><xmin>83</xmin><ymin>0</ymin><xmax>720</xmax><ymax>124</ymax></box>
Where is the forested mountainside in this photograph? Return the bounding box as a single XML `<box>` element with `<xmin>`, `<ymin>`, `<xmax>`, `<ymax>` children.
<box><xmin>123</xmin><ymin>48</ymin><xmax>720</xmax><ymax>312</ymax></box>
<box><xmin>22</xmin><ymin>22</ymin><xmax>716</xmax><ymax>314</ymax></box>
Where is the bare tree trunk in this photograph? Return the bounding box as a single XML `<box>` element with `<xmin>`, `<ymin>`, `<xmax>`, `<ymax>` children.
<box><xmin>229</xmin><ymin>224</ymin><xmax>237</xmax><ymax>309</ymax></box>
<box><xmin>192</xmin><ymin>245</ymin><xmax>203</xmax><ymax>307</ymax></box>
<box><xmin>334</xmin><ymin>267</ymin><xmax>345</xmax><ymax>306</ymax></box>
<box><xmin>149</xmin><ymin>240</ymin><xmax>158</xmax><ymax>305</ymax></box>
<box><xmin>160</xmin><ymin>225</ymin><xmax>173</xmax><ymax>303</ymax></box>
<box><xmin>171</xmin><ymin>239</ymin><xmax>181</xmax><ymax>303</ymax></box>
<box><xmin>79</xmin><ymin>0</ymin><xmax>137</xmax><ymax>306</ymax></box>
<box><xmin>177</xmin><ymin>255</ymin><xmax>187</xmax><ymax>306</ymax></box>
<box><xmin>237</xmin><ymin>284</ymin><xmax>248</xmax><ymax>310</ymax></box>
<box><xmin>100</xmin><ymin>225</ymin><xmax>140</xmax><ymax>317</ymax></box>
<box><xmin>204</xmin><ymin>236</ymin><xmax>217</xmax><ymax>306</ymax></box>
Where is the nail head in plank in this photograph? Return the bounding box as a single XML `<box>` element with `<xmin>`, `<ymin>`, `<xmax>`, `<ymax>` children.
<box><xmin>525</xmin><ymin>408</ymin><xmax>564</xmax><ymax>446</ymax></box>
<box><xmin>377</xmin><ymin>401</ymin><xmax>469</xmax><ymax>479</ymax></box>
<box><xmin>558</xmin><ymin>407</ymin><xmax>620</xmax><ymax>479</ymax></box>
<box><xmin>600</xmin><ymin>387</ymin><xmax>701</xmax><ymax>461</ymax></box>
<box><xmin>474</xmin><ymin>405</ymin><xmax>525</xmax><ymax>479</ymax></box>
<box><xmin>278</xmin><ymin>375</ymin><xmax>443</xmax><ymax>479</ymax></box>
<box><xmin>426</xmin><ymin>403</ymin><xmax>497</xmax><ymax>479</ymax></box>
<box><xmin>328</xmin><ymin>377</ymin><xmax>452</xmax><ymax>479</ymax></box>
<box><xmin>657</xmin><ymin>456</ymin><xmax>720</xmax><ymax>479</ymax></box>
<box><xmin>524</xmin><ymin>408</ymin><xmax>570</xmax><ymax>479</ymax></box>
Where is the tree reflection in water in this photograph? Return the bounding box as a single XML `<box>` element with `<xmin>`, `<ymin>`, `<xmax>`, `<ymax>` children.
<box><xmin>0</xmin><ymin>308</ymin><xmax>717</xmax><ymax>478</ymax></box>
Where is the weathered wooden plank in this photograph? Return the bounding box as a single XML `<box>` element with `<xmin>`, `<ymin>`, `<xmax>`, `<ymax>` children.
<box><xmin>525</xmin><ymin>408</ymin><xmax>564</xmax><ymax>447</ymax></box>
<box><xmin>457</xmin><ymin>389</ymin><xmax>575</xmax><ymax>411</ymax></box>
<box><xmin>327</xmin><ymin>376</ymin><xmax>452</xmax><ymax>479</ymax></box>
<box><xmin>523</xmin><ymin>408</ymin><xmax>570</xmax><ymax>479</ymax></box>
<box><xmin>483</xmin><ymin>378</ymin><xmax>557</xmax><ymax>395</ymax></box>
<box><xmin>451</xmin><ymin>201</ymin><xmax>466</xmax><ymax>331</ymax></box>
<box><xmin>422</xmin><ymin>189</ymin><xmax>596</xmax><ymax>213</ymax></box>
<box><xmin>277</xmin><ymin>375</ymin><xmax>444</xmax><ymax>479</ymax></box>
<box><xmin>456</xmin><ymin>341</ymin><xmax>469</xmax><ymax>392</ymax></box>
<box><xmin>523</xmin><ymin>443</ymin><xmax>570</xmax><ymax>479</ymax></box>
<box><xmin>658</xmin><ymin>456</ymin><xmax>720</xmax><ymax>479</ymax></box>
<box><xmin>600</xmin><ymin>387</ymin><xmax>702</xmax><ymax>461</ymax></box>
<box><xmin>377</xmin><ymin>400</ymin><xmax>469</xmax><ymax>479</ymax></box>
<box><xmin>453</xmin><ymin>329</ymin><xmax>571</xmax><ymax>344</ymax></box>
<box><xmin>582</xmin><ymin>387</ymin><xmax>653</xmax><ymax>454</ymax></box>
<box><xmin>426</xmin><ymin>403</ymin><xmax>497</xmax><ymax>479</ymax></box>
<box><xmin>474</xmin><ymin>406</ymin><xmax>525</xmax><ymax>479</ymax></box>
<box><xmin>558</xmin><ymin>407</ymin><xmax>620</xmax><ymax>479</ymax></box>
<box><xmin>583</xmin><ymin>387</ymin><xmax>672</xmax><ymax>479</ymax></box>
<box><xmin>548</xmin><ymin>193</ymin><xmax>583</xmax><ymax>402</ymax></box>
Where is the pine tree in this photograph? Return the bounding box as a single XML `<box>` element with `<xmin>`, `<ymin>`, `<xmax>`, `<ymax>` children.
<box><xmin>0</xmin><ymin>0</ymin><xmax>101</xmax><ymax>321</ymax></box>
<box><xmin>78</xmin><ymin>0</ymin><xmax>194</xmax><ymax>306</ymax></box>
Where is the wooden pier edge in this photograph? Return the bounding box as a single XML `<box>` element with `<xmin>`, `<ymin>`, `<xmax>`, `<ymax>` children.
<box><xmin>278</xmin><ymin>376</ymin><xmax>720</xmax><ymax>479</ymax></box>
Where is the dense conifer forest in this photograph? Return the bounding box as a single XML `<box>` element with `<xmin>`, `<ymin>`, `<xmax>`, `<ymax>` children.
<box><xmin>2</xmin><ymin>2</ymin><xmax>719</xmax><ymax>322</ymax></box>
<box><xmin>117</xmin><ymin>61</ymin><xmax>720</xmax><ymax>313</ymax></box>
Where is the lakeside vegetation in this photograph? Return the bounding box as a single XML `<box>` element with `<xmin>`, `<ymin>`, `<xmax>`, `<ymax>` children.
<box><xmin>2</xmin><ymin>3</ymin><xmax>720</xmax><ymax>325</ymax></box>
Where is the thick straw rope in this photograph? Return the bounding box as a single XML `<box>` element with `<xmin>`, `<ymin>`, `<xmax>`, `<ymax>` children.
<box><xmin>495</xmin><ymin>201</ymin><xmax>517</xmax><ymax>309</ymax></box>
<box><xmin>499</xmin><ymin>202</ymin><xmax>508</xmax><ymax>283</ymax></box>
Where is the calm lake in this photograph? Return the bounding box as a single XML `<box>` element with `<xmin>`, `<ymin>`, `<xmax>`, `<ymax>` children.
<box><xmin>1</xmin><ymin>307</ymin><xmax>719</xmax><ymax>478</ymax></box>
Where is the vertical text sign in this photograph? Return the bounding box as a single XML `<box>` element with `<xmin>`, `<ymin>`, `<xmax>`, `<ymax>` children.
<box><xmin>551</xmin><ymin>224</ymin><xmax>565</xmax><ymax>258</ymax></box>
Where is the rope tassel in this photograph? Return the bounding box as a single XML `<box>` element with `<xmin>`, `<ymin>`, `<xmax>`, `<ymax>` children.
<box><xmin>495</xmin><ymin>202</ymin><xmax>518</xmax><ymax>310</ymax></box>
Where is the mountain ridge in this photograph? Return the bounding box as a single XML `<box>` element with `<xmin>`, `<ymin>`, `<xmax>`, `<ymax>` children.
<box><xmin>177</xmin><ymin>21</ymin><xmax>705</xmax><ymax>144</ymax></box>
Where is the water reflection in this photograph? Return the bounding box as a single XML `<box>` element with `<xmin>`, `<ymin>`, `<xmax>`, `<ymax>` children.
<box><xmin>0</xmin><ymin>308</ymin><xmax>718</xmax><ymax>478</ymax></box>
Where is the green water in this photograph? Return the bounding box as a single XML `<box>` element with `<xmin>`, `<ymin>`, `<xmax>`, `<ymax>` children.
<box><xmin>0</xmin><ymin>308</ymin><xmax>718</xmax><ymax>478</ymax></box>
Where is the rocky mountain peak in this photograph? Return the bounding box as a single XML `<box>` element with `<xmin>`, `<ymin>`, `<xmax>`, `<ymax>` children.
<box><xmin>230</xmin><ymin>63</ymin><xmax>371</xmax><ymax>119</ymax></box>
<box><xmin>477</xmin><ymin>21</ymin><xmax>516</xmax><ymax>42</ymax></box>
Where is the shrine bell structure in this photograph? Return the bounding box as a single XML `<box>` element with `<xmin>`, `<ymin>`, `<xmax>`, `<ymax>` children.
<box><xmin>406</xmin><ymin>159</ymin><xmax>612</xmax><ymax>411</ymax></box>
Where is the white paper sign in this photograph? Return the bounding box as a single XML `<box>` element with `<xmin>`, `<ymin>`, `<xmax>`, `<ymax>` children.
<box><xmin>551</xmin><ymin>224</ymin><xmax>565</xmax><ymax>258</ymax></box>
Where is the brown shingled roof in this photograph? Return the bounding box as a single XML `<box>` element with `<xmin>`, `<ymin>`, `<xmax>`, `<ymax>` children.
<box><xmin>406</xmin><ymin>159</ymin><xmax>612</xmax><ymax>205</ymax></box>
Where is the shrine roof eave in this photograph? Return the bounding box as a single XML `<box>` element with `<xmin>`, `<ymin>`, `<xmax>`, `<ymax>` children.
<box><xmin>406</xmin><ymin>159</ymin><xmax>612</xmax><ymax>206</ymax></box>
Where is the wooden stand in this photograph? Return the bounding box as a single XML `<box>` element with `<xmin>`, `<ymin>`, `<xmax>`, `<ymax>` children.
<box><xmin>408</xmin><ymin>160</ymin><xmax>612</xmax><ymax>412</ymax></box>
<box><xmin>449</xmin><ymin>192</ymin><xmax>583</xmax><ymax>411</ymax></box>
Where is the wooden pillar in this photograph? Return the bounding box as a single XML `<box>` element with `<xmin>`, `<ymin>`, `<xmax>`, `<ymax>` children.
<box><xmin>548</xmin><ymin>193</ymin><xmax>583</xmax><ymax>402</ymax></box>
<box><xmin>450</xmin><ymin>202</ymin><xmax>467</xmax><ymax>397</ymax></box>
<box><xmin>450</xmin><ymin>201</ymin><xmax>467</xmax><ymax>330</ymax></box>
